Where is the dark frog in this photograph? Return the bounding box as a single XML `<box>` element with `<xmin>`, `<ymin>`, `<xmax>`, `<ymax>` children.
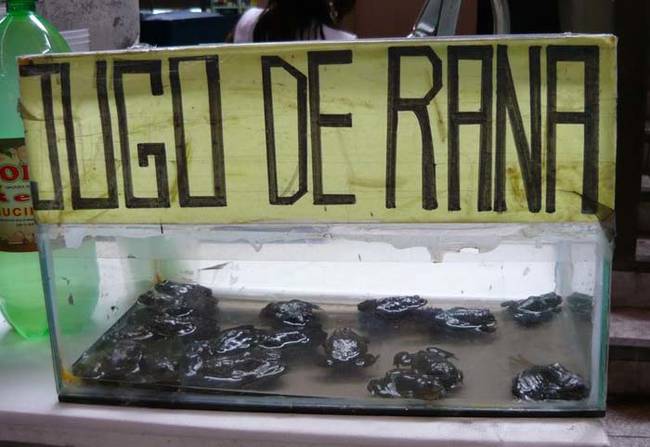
<box><xmin>163</xmin><ymin>281</ymin><xmax>220</xmax><ymax>325</ymax></box>
<box><xmin>138</xmin><ymin>281</ymin><xmax>216</xmax><ymax>314</ymax></box>
<box><xmin>183</xmin><ymin>348</ymin><xmax>286</xmax><ymax>389</ymax></box>
<box><xmin>150</xmin><ymin>305</ymin><xmax>198</xmax><ymax>338</ymax></box>
<box><xmin>138</xmin><ymin>339</ymin><xmax>182</xmax><ymax>384</ymax></box>
<box><xmin>101</xmin><ymin>308</ymin><xmax>157</xmax><ymax>343</ymax></box>
<box><xmin>211</xmin><ymin>325</ymin><xmax>266</xmax><ymax>355</ymax></box>
<box><xmin>259</xmin><ymin>326</ymin><xmax>327</xmax><ymax>352</ymax></box>
<box><xmin>135</xmin><ymin>281</ymin><xmax>219</xmax><ymax>338</ymax></box>
<box><xmin>72</xmin><ymin>340</ymin><xmax>144</xmax><ymax>382</ymax></box>
<box><xmin>358</xmin><ymin>295</ymin><xmax>428</xmax><ymax>332</ymax></box>
<box><xmin>358</xmin><ymin>295</ymin><xmax>427</xmax><ymax>320</ymax></box>
<box><xmin>512</xmin><ymin>362</ymin><xmax>589</xmax><ymax>401</ymax></box>
<box><xmin>368</xmin><ymin>369</ymin><xmax>446</xmax><ymax>400</ymax></box>
<box><xmin>566</xmin><ymin>292</ymin><xmax>593</xmax><ymax>322</ymax></box>
<box><xmin>321</xmin><ymin>328</ymin><xmax>378</xmax><ymax>368</ymax></box>
<box><xmin>153</xmin><ymin>280</ymin><xmax>212</xmax><ymax>299</ymax></box>
<box><xmin>417</xmin><ymin>307</ymin><xmax>497</xmax><ymax>335</ymax></box>
<box><xmin>393</xmin><ymin>347</ymin><xmax>463</xmax><ymax>390</ymax></box>
<box><xmin>501</xmin><ymin>292</ymin><xmax>562</xmax><ymax>326</ymax></box>
<box><xmin>260</xmin><ymin>300</ymin><xmax>322</xmax><ymax>328</ymax></box>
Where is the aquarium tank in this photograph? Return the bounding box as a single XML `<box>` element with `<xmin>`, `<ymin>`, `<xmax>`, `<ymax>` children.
<box><xmin>18</xmin><ymin>34</ymin><xmax>616</xmax><ymax>416</ymax></box>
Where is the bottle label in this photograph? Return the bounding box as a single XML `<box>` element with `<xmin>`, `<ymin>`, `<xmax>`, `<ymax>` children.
<box><xmin>0</xmin><ymin>143</ymin><xmax>36</xmax><ymax>252</ymax></box>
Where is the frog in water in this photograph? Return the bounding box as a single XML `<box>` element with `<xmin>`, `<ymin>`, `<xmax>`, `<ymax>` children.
<box><xmin>393</xmin><ymin>347</ymin><xmax>463</xmax><ymax>390</ymax></box>
<box><xmin>512</xmin><ymin>362</ymin><xmax>589</xmax><ymax>401</ymax></box>
<box><xmin>358</xmin><ymin>295</ymin><xmax>428</xmax><ymax>332</ymax></box>
<box><xmin>417</xmin><ymin>307</ymin><xmax>497</xmax><ymax>335</ymax></box>
<box><xmin>321</xmin><ymin>328</ymin><xmax>378</xmax><ymax>368</ymax></box>
<box><xmin>368</xmin><ymin>369</ymin><xmax>446</xmax><ymax>400</ymax></box>
<box><xmin>501</xmin><ymin>292</ymin><xmax>563</xmax><ymax>326</ymax></box>
<box><xmin>260</xmin><ymin>299</ymin><xmax>322</xmax><ymax>328</ymax></box>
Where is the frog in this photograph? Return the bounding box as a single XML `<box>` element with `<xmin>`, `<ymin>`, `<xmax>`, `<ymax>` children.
<box><xmin>358</xmin><ymin>295</ymin><xmax>428</xmax><ymax>320</ymax></box>
<box><xmin>321</xmin><ymin>328</ymin><xmax>378</xmax><ymax>368</ymax></box>
<box><xmin>150</xmin><ymin>305</ymin><xmax>198</xmax><ymax>338</ymax></box>
<box><xmin>138</xmin><ymin>281</ymin><xmax>212</xmax><ymax>308</ymax></box>
<box><xmin>108</xmin><ymin>324</ymin><xmax>156</xmax><ymax>342</ymax></box>
<box><xmin>154</xmin><ymin>280</ymin><xmax>212</xmax><ymax>301</ymax></box>
<box><xmin>367</xmin><ymin>369</ymin><xmax>446</xmax><ymax>400</ymax></box>
<box><xmin>417</xmin><ymin>307</ymin><xmax>497</xmax><ymax>335</ymax></box>
<box><xmin>101</xmin><ymin>308</ymin><xmax>157</xmax><ymax>343</ymax></box>
<box><xmin>393</xmin><ymin>347</ymin><xmax>463</xmax><ymax>390</ymax></box>
<box><xmin>512</xmin><ymin>362</ymin><xmax>589</xmax><ymax>401</ymax></box>
<box><xmin>183</xmin><ymin>348</ymin><xmax>286</xmax><ymax>389</ymax></box>
<box><xmin>72</xmin><ymin>339</ymin><xmax>144</xmax><ymax>382</ymax></box>
<box><xmin>137</xmin><ymin>281</ymin><xmax>219</xmax><ymax>325</ymax></box>
<box><xmin>188</xmin><ymin>323</ymin><xmax>326</xmax><ymax>367</ymax></box>
<box><xmin>358</xmin><ymin>295</ymin><xmax>429</xmax><ymax>332</ymax></box>
<box><xmin>136</xmin><ymin>288</ymin><xmax>178</xmax><ymax>308</ymax></box>
<box><xmin>119</xmin><ymin>303</ymin><xmax>204</xmax><ymax>340</ymax></box>
<box><xmin>211</xmin><ymin>325</ymin><xmax>266</xmax><ymax>355</ymax></box>
<box><xmin>260</xmin><ymin>299</ymin><xmax>322</xmax><ymax>328</ymax></box>
<box><xmin>566</xmin><ymin>292</ymin><xmax>593</xmax><ymax>322</ymax></box>
<box><xmin>501</xmin><ymin>292</ymin><xmax>563</xmax><ymax>326</ymax></box>
<box><xmin>258</xmin><ymin>326</ymin><xmax>327</xmax><ymax>352</ymax></box>
<box><xmin>137</xmin><ymin>339</ymin><xmax>182</xmax><ymax>384</ymax></box>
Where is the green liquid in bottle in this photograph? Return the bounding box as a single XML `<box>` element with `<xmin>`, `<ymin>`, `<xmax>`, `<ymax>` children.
<box><xmin>0</xmin><ymin>245</ymin><xmax>100</xmax><ymax>339</ymax></box>
<box><xmin>0</xmin><ymin>0</ymin><xmax>99</xmax><ymax>339</ymax></box>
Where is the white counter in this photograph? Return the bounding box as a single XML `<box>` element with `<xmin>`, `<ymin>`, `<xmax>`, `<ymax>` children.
<box><xmin>0</xmin><ymin>319</ymin><xmax>610</xmax><ymax>447</ymax></box>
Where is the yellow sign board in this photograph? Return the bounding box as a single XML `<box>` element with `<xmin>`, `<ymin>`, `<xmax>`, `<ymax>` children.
<box><xmin>18</xmin><ymin>35</ymin><xmax>616</xmax><ymax>224</ymax></box>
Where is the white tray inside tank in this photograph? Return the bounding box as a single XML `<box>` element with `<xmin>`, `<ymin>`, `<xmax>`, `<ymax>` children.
<box><xmin>40</xmin><ymin>222</ymin><xmax>611</xmax><ymax>415</ymax></box>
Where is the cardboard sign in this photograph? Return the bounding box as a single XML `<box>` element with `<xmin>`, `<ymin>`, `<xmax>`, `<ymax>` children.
<box><xmin>18</xmin><ymin>35</ymin><xmax>616</xmax><ymax>224</ymax></box>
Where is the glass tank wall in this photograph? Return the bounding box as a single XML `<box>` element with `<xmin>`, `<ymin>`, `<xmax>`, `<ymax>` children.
<box><xmin>40</xmin><ymin>222</ymin><xmax>610</xmax><ymax>416</ymax></box>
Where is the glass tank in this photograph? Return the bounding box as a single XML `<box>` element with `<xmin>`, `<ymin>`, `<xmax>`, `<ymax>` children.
<box><xmin>39</xmin><ymin>222</ymin><xmax>610</xmax><ymax>416</ymax></box>
<box><xmin>18</xmin><ymin>35</ymin><xmax>616</xmax><ymax>416</ymax></box>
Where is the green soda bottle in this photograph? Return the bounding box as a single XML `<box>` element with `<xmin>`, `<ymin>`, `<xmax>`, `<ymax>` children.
<box><xmin>0</xmin><ymin>0</ymin><xmax>99</xmax><ymax>339</ymax></box>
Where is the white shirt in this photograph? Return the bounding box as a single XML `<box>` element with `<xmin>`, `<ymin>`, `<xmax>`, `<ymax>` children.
<box><xmin>233</xmin><ymin>7</ymin><xmax>357</xmax><ymax>43</ymax></box>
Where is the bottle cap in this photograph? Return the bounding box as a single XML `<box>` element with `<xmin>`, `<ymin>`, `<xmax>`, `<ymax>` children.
<box><xmin>7</xmin><ymin>0</ymin><xmax>36</xmax><ymax>12</ymax></box>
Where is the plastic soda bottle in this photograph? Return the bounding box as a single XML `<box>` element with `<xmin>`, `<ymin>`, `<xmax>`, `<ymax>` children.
<box><xmin>0</xmin><ymin>0</ymin><xmax>99</xmax><ymax>339</ymax></box>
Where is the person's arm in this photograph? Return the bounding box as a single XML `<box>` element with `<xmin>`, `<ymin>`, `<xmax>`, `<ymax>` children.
<box><xmin>323</xmin><ymin>26</ymin><xmax>357</xmax><ymax>40</ymax></box>
<box><xmin>233</xmin><ymin>7</ymin><xmax>264</xmax><ymax>43</ymax></box>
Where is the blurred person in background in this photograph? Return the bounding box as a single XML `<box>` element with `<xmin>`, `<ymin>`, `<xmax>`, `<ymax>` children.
<box><xmin>233</xmin><ymin>0</ymin><xmax>356</xmax><ymax>43</ymax></box>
